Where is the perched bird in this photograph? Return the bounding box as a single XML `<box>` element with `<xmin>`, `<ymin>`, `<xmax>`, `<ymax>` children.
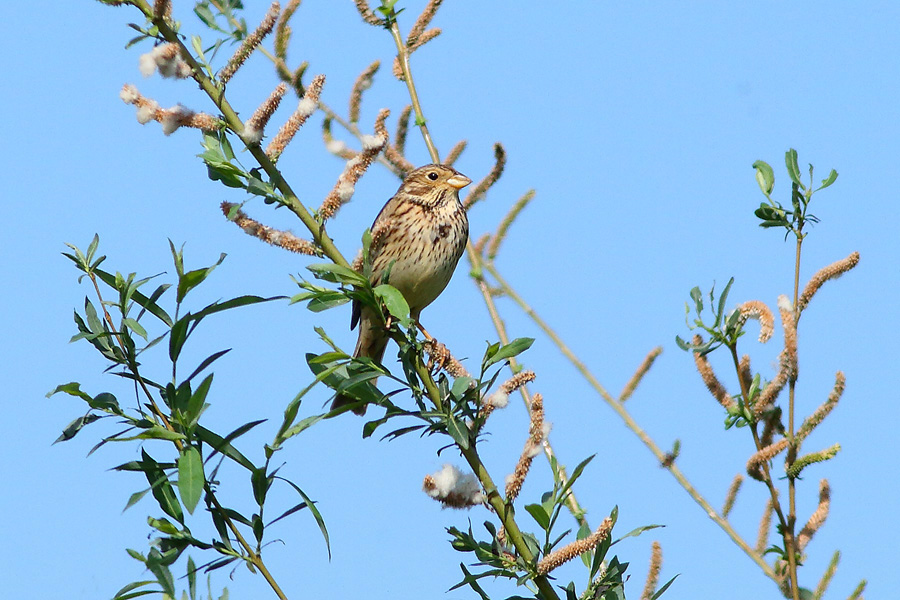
<box><xmin>333</xmin><ymin>164</ymin><xmax>471</xmax><ymax>414</ymax></box>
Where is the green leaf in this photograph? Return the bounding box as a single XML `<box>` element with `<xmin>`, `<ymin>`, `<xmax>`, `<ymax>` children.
<box><xmin>752</xmin><ymin>160</ymin><xmax>775</xmax><ymax>196</ymax></box>
<box><xmin>373</xmin><ymin>284</ymin><xmax>411</xmax><ymax>321</ymax></box>
<box><xmin>613</xmin><ymin>523</ymin><xmax>664</xmax><ymax>543</ymax></box>
<box><xmin>446</xmin><ymin>416</ymin><xmax>470</xmax><ymax>449</ymax></box>
<box><xmin>558</xmin><ymin>454</ymin><xmax>595</xmax><ymax>500</ymax></box>
<box><xmin>123</xmin><ymin>488</ymin><xmax>150</xmax><ymax>512</ymax></box>
<box><xmin>276</xmin><ymin>476</ymin><xmax>331</xmax><ymax>559</ymax></box>
<box><xmin>177</xmin><ymin>253</ymin><xmax>227</xmax><ymax>303</ymax></box>
<box><xmin>98</xmin><ymin>270</ymin><xmax>173</xmax><ymax>326</ymax></box>
<box><xmin>483</xmin><ymin>337</ymin><xmax>534</xmax><ymax>368</ymax></box>
<box><xmin>785</xmin><ymin>148</ymin><xmax>804</xmax><ymax>189</ymax></box>
<box><xmin>524</xmin><ymin>503</ymin><xmax>551</xmax><ymax>530</ymax></box>
<box><xmin>306</xmin><ymin>263</ymin><xmax>368</xmax><ymax>287</ymax></box>
<box><xmin>122</xmin><ymin>317</ymin><xmax>148</xmax><ymax>340</ymax></box>
<box><xmin>177</xmin><ymin>446</ymin><xmax>205</xmax><ymax>514</ymax></box>
<box><xmin>817</xmin><ymin>169</ymin><xmax>838</xmax><ymax>191</ymax></box>
<box><xmin>299</xmin><ymin>291</ymin><xmax>350</xmax><ymax>312</ymax></box>
<box><xmin>450</xmin><ymin>376</ymin><xmax>475</xmax><ymax>400</ymax></box>
<box><xmin>54</xmin><ymin>414</ymin><xmax>102</xmax><ymax>443</ymax></box>
<box><xmin>650</xmin><ymin>574</ymin><xmax>680</xmax><ymax>600</ymax></box>
<box><xmin>185</xmin><ymin>373</ymin><xmax>213</xmax><ymax>427</ymax></box>
<box><xmin>185</xmin><ymin>350</ymin><xmax>230</xmax><ymax>383</ymax></box>
<box><xmin>141</xmin><ymin>449</ymin><xmax>184</xmax><ymax>524</ymax></box>
<box><xmin>714</xmin><ymin>277</ymin><xmax>734</xmax><ymax>327</ymax></box>
<box><xmin>197</xmin><ymin>423</ymin><xmax>263</xmax><ymax>471</ymax></box>
<box><xmin>191</xmin><ymin>295</ymin><xmax>282</xmax><ymax>321</ymax></box>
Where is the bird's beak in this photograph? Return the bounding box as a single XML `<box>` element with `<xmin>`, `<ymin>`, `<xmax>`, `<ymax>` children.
<box><xmin>446</xmin><ymin>173</ymin><xmax>472</xmax><ymax>189</ymax></box>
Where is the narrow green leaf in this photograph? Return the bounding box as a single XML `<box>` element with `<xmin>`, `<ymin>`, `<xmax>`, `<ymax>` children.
<box><xmin>650</xmin><ymin>574</ymin><xmax>680</xmax><ymax>600</ymax></box>
<box><xmin>197</xmin><ymin>424</ymin><xmax>261</xmax><ymax>471</ymax></box>
<box><xmin>306</xmin><ymin>263</ymin><xmax>368</xmax><ymax>286</ymax></box>
<box><xmin>122</xmin><ymin>317</ymin><xmax>148</xmax><ymax>340</ymax></box>
<box><xmin>714</xmin><ymin>277</ymin><xmax>734</xmax><ymax>327</ymax></box>
<box><xmin>817</xmin><ymin>169</ymin><xmax>838</xmax><ymax>191</ymax></box>
<box><xmin>785</xmin><ymin>148</ymin><xmax>804</xmax><ymax>188</ymax></box>
<box><xmin>276</xmin><ymin>476</ymin><xmax>330</xmax><ymax>559</ymax></box>
<box><xmin>483</xmin><ymin>337</ymin><xmax>534</xmax><ymax>368</ymax></box>
<box><xmin>177</xmin><ymin>253</ymin><xmax>227</xmax><ymax>303</ymax></box>
<box><xmin>558</xmin><ymin>454</ymin><xmax>595</xmax><ymax>499</ymax></box>
<box><xmin>185</xmin><ymin>350</ymin><xmax>230</xmax><ymax>383</ymax></box>
<box><xmin>123</xmin><ymin>488</ymin><xmax>151</xmax><ymax>512</ymax></box>
<box><xmin>141</xmin><ymin>449</ymin><xmax>184</xmax><ymax>524</ymax></box>
<box><xmin>177</xmin><ymin>447</ymin><xmax>205</xmax><ymax>514</ymax></box>
<box><xmin>613</xmin><ymin>523</ymin><xmax>664</xmax><ymax>543</ymax></box>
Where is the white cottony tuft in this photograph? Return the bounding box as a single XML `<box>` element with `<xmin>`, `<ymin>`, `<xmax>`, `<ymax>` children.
<box><xmin>325</xmin><ymin>139</ymin><xmax>347</xmax><ymax>155</ymax></box>
<box><xmin>777</xmin><ymin>295</ymin><xmax>793</xmax><ymax>312</ymax></box>
<box><xmin>361</xmin><ymin>134</ymin><xmax>386</xmax><ymax>151</ymax></box>
<box><xmin>241</xmin><ymin>123</ymin><xmax>264</xmax><ymax>144</ymax></box>
<box><xmin>486</xmin><ymin>390</ymin><xmax>509</xmax><ymax>408</ymax></box>
<box><xmin>297</xmin><ymin>97</ymin><xmax>318</xmax><ymax>118</ymax></box>
<box><xmin>136</xmin><ymin>100</ymin><xmax>159</xmax><ymax>125</ymax></box>
<box><xmin>426</xmin><ymin>464</ymin><xmax>484</xmax><ymax>504</ymax></box>
<box><xmin>138</xmin><ymin>52</ymin><xmax>157</xmax><ymax>77</ymax></box>
<box><xmin>119</xmin><ymin>84</ymin><xmax>139</xmax><ymax>104</ymax></box>
<box><xmin>161</xmin><ymin>104</ymin><xmax>192</xmax><ymax>136</ymax></box>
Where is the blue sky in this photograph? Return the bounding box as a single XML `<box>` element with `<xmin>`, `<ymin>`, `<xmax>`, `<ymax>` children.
<box><xmin>2</xmin><ymin>2</ymin><xmax>897</xmax><ymax>599</ymax></box>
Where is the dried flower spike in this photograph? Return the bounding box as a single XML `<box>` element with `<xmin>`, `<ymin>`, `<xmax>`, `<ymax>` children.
<box><xmin>422</xmin><ymin>464</ymin><xmax>484</xmax><ymax>509</ymax></box>
<box><xmin>267</xmin><ymin>73</ymin><xmax>325</xmax><ymax>161</ymax></box>
<box><xmin>536</xmin><ymin>517</ymin><xmax>613</xmax><ymax>575</ymax></box>
<box><xmin>318</xmin><ymin>109</ymin><xmax>389</xmax><ymax>220</ymax></box>
<box><xmin>813</xmin><ymin>551</ymin><xmax>841</xmax><ymax>600</ymax></box>
<box><xmin>640</xmin><ymin>541</ymin><xmax>663</xmax><ymax>600</ymax></box>
<box><xmin>353</xmin><ymin>0</ymin><xmax>386</xmax><ymax>26</ymax></box>
<box><xmin>504</xmin><ymin>393</ymin><xmax>547</xmax><ymax>502</ymax></box>
<box><xmin>721</xmin><ymin>474</ymin><xmax>743</xmax><ymax>518</ymax></box>
<box><xmin>463</xmin><ymin>143</ymin><xmax>506</xmax><ymax>210</ymax></box>
<box><xmin>153</xmin><ymin>0</ymin><xmax>171</xmax><ymax>20</ymax></box>
<box><xmin>219</xmin><ymin>2</ymin><xmax>280</xmax><ymax>85</ymax></box>
<box><xmin>797</xmin><ymin>371</ymin><xmax>845</xmax><ymax>442</ymax></box>
<box><xmin>797</xmin><ymin>479</ymin><xmax>830</xmax><ymax>552</ymax></box>
<box><xmin>486</xmin><ymin>189</ymin><xmax>535</xmax><ymax>261</ymax></box>
<box><xmin>737</xmin><ymin>300</ymin><xmax>775</xmax><ymax>343</ymax></box>
<box><xmin>798</xmin><ymin>251</ymin><xmax>860</xmax><ymax>313</ymax></box>
<box><xmin>394</xmin><ymin>105</ymin><xmax>412</xmax><ymax>155</ymax></box>
<box><xmin>221</xmin><ymin>202</ymin><xmax>319</xmax><ymax>256</ymax></box>
<box><xmin>480</xmin><ymin>370</ymin><xmax>536</xmax><ymax>420</ymax></box>
<box><xmin>444</xmin><ymin>140</ymin><xmax>467</xmax><ymax>166</ymax></box>
<box><xmin>692</xmin><ymin>335</ymin><xmax>735</xmax><ymax>410</ymax></box>
<box><xmin>755</xmin><ymin>497</ymin><xmax>774</xmax><ymax>554</ymax></box>
<box><xmin>349</xmin><ymin>60</ymin><xmax>381</xmax><ymax>124</ymax></box>
<box><xmin>274</xmin><ymin>0</ymin><xmax>301</xmax><ymax>60</ymax></box>
<box><xmin>408</xmin><ymin>0</ymin><xmax>443</xmax><ymax>46</ymax></box>
<box><xmin>746</xmin><ymin>438</ymin><xmax>788</xmax><ymax>480</ymax></box>
<box><xmin>619</xmin><ymin>346</ymin><xmax>662</xmax><ymax>402</ymax></box>
<box><xmin>242</xmin><ymin>82</ymin><xmax>288</xmax><ymax>144</ymax></box>
<box><xmin>423</xmin><ymin>340</ymin><xmax>469</xmax><ymax>378</ymax></box>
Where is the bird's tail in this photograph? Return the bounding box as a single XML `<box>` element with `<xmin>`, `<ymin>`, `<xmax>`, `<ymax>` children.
<box><xmin>331</xmin><ymin>323</ymin><xmax>388</xmax><ymax>416</ymax></box>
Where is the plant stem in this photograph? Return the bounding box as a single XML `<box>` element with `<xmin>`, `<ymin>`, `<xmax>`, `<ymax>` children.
<box><xmin>387</xmin><ymin>21</ymin><xmax>440</xmax><ymax>163</ymax></box>
<box><xmin>483</xmin><ymin>260</ymin><xmax>779</xmax><ymax>581</ymax></box>
<box><xmin>468</xmin><ymin>247</ymin><xmax>589</xmax><ymax>528</ymax></box>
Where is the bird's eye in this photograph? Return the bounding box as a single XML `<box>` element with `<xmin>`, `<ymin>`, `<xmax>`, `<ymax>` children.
<box><xmin>427</xmin><ymin>171</ymin><xmax>439</xmax><ymax>181</ymax></box>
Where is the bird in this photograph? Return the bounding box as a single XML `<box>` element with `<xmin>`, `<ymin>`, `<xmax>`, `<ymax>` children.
<box><xmin>332</xmin><ymin>164</ymin><xmax>471</xmax><ymax>415</ymax></box>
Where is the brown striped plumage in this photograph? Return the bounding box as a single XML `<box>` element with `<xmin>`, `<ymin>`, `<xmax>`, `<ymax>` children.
<box><xmin>333</xmin><ymin>164</ymin><xmax>471</xmax><ymax>415</ymax></box>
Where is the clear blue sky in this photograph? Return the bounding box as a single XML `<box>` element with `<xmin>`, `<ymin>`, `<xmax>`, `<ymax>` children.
<box><xmin>3</xmin><ymin>2</ymin><xmax>897</xmax><ymax>599</ymax></box>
